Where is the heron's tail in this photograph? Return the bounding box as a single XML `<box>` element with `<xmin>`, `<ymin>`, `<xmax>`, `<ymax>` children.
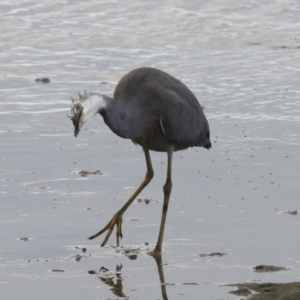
<box><xmin>194</xmin><ymin>139</ymin><xmax>211</xmax><ymax>149</ymax></box>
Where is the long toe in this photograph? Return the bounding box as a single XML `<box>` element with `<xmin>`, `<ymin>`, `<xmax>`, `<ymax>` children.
<box><xmin>101</xmin><ymin>221</ymin><xmax>116</xmax><ymax>246</ymax></box>
<box><xmin>101</xmin><ymin>216</ymin><xmax>123</xmax><ymax>247</ymax></box>
<box><xmin>89</xmin><ymin>211</ymin><xmax>124</xmax><ymax>247</ymax></box>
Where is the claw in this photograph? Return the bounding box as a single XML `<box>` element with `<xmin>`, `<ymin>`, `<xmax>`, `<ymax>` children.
<box><xmin>88</xmin><ymin>211</ymin><xmax>124</xmax><ymax>247</ymax></box>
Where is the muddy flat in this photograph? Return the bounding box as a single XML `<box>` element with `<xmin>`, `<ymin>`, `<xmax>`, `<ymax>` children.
<box><xmin>1</xmin><ymin>1</ymin><xmax>300</xmax><ymax>299</ymax></box>
<box><xmin>229</xmin><ymin>282</ymin><xmax>300</xmax><ymax>300</ymax></box>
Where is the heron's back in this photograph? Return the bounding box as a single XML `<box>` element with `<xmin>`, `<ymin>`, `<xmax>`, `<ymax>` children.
<box><xmin>113</xmin><ymin>67</ymin><xmax>211</xmax><ymax>152</ymax></box>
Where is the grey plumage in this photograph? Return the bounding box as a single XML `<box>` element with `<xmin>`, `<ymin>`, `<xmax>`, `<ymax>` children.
<box><xmin>69</xmin><ymin>67</ymin><xmax>211</xmax><ymax>255</ymax></box>
<box><xmin>101</xmin><ymin>67</ymin><xmax>210</xmax><ymax>151</ymax></box>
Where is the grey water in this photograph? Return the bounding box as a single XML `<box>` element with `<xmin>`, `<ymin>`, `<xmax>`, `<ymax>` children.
<box><xmin>1</xmin><ymin>1</ymin><xmax>300</xmax><ymax>299</ymax></box>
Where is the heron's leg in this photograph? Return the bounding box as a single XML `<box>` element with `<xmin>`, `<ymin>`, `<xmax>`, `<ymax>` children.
<box><xmin>88</xmin><ymin>147</ymin><xmax>154</xmax><ymax>246</ymax></box>
<box><xmin>149</xmin><ymin>146</ymin><xmax>174</xmax><ymax>256</ymax></box>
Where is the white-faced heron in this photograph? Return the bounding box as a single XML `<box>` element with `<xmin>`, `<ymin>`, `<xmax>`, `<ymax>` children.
<box><xmin>69</xmin><ymin>67</ymin><xmax>211</xmax><ymax>256</ymax></box>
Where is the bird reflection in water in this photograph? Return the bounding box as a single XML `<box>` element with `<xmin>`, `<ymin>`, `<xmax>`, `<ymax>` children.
<box><xmin>88</xmin><ymin>264</ymin><xmax>125</xmax><ymax>298</ymax></box>
<box><xmin>88</xmin><ymin>255</ymin><xmax>168</xmax><ymax>300</ymax></box>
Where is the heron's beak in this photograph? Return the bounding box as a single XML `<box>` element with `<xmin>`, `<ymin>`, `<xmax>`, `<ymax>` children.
<box><xmin>73</xmin><ymin>106</ymin><xmax>83</xmax><ymax>137</ymax></box>
<box><xmin>68</xmin><ymin>105</ymin><xmax>84</xmax><ymax>137</ymax></box>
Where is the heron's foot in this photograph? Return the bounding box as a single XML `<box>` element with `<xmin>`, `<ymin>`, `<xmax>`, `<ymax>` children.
<box><xmin>88</xmin><ymin>211</ymin><xmax>123</xmax><ymax>247</ymax></box>
<box><xmin>147</xmin><ymin>247</ymin><xmax>162</xmax><ymax>257</ymax></box>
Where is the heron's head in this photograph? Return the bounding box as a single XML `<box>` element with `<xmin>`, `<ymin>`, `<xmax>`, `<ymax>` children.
<box><xmin>68</xmin><ymin>91</ymin><xmax>104</xmax><ymax>137</ymax></box>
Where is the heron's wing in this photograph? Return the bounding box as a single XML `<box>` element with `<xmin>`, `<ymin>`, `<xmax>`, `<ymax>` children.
<box><xmin>158</xmin><ymin>87</ymin><xmax>210</xmax><ymax>147</ymax></box>
<box><xmin>112</xmin><ymin>67</ymin><xmax>210</xmax><ymax>146</ymax></box>
<box><xmin>101</xmin><ymin>95</ymin><xmax>154</xmax><ymax>140</ymax></box>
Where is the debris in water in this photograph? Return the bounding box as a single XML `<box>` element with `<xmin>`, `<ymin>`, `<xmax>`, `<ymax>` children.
<box><xmin>198</xmin><ymin>252</ymin><xmax>227</xmax><ymax>257</ymax></box>
<box><xmin>127</xmin><ymin>217</ymin><xmax>143</xmax><ymax>221</ymax></box>
<box><xmin>137</xmin><ymin>198</ymin><xmax>158</xmax><ymax>204</ymax></box>
<box><xmin>78</xmin><ymin>170</ymin><xmax>102</xmax><ymax>177</ymax></box>
<box><xmin>280</xmin><ymin>210</ymin><xmax>298</xmax><ymax>215</ymax></box>
<box><xmin>35</xmin><ymin>78</ymin><xmax>50</xmax><ymax>83</ymax></box>
<box><xmin>228</xmin><ymin>287</ymin><xmax>252</xmax><ymax>296</ymax></box>
<box><xmin>253</xmin><ymin>265</ymin><xmax>288</xmax><ymax>272</ymax></box>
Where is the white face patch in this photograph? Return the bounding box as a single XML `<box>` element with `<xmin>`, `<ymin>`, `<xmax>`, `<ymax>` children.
<box><xmin>73</xmin><ymin>92</ymin><xmax>106</xmax><ymax>124</ymax></box>
<box><xmin>70</xmin><ymin>91</ymin><xmax>106</xmax><ymax>136</ymax></box>
<box><xmin>81</xmin><ymin>93</ymin><xmax>106</xmax><ymax>123</ymax></box>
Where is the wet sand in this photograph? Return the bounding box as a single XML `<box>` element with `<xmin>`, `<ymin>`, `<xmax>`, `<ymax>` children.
<box><xmin>229</xmin><ymin>282</ymin><xmax>300</xmax><ymax>300</ymax></box>
<box><xmin>1</xmin><ymin>1</ymin><xmax>300</xmax><ymax>299</ymax></box>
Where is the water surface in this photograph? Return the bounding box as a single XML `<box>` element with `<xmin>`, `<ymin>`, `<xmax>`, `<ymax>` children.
<box><xmin>1</xmin><ymin>1</ymin><xmax>300</xmax><ymax>299</ymax></box>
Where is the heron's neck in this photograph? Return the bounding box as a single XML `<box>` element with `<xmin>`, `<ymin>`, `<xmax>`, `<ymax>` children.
<box><xmin>99</xmin><ymin>96</ymin><xmax>132</xmax><ymax>139</ymax></box>
<box><xmin>86</xmin><ymin>93</ymin><xmax>106</xmax><ymax>116</ymax></box>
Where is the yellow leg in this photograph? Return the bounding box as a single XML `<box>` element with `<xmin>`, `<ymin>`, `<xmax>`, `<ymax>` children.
<box><xmin>88</xmin><ymin>148</ymin><xmax>154</xmax><ymax>246</ymax></box>
<box><xmin>148</xmin><ymin>146</ymin><xmax>174</xmax><ymax>256</ymax></box>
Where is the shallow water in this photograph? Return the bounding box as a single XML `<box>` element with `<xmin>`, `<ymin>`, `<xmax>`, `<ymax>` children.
<box><xmin>1</xmin><ymin>1</ymin><xmax>300</xmax><ymax>299</ymax></box>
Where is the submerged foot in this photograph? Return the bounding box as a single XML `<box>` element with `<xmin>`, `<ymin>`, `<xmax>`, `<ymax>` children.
<box><xmin>147</xmin><ymin>246</ymin><xmax>162</xmax><ymax>257</ymax></box>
